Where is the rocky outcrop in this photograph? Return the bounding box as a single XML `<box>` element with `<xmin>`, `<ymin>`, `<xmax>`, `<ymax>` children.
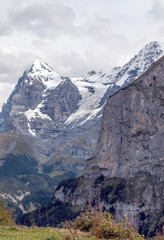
<box><xmin>52</xmin><ymin>175</ymin><xmax>164</xmax><ymax>237</ymax></box>
<box><xmin>41</xmin><ymin>77</ymin><xmax>81</xmax><ymax>122</ymax></box>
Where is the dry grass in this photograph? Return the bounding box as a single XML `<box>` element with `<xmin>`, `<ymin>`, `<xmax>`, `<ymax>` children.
<box><xmin>153</xmin><ymin>226</ymin><xmax>164</xmax><ymax>240</ymax></box>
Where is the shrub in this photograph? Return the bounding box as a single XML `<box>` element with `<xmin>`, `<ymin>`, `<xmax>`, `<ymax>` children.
<box><xmin>0</xmin><ymin>199</ymin><xmax>15</xmax><ymax>226</ymax></box>
<box><xmin>71</xmin><ymin>201</ymin><xmax>145</xmax><ymax>240</ymax></box>
<box><xmin>153</xmin><ymin>226</ymin><xmax>164</xmax><ymax>240</ymax></box>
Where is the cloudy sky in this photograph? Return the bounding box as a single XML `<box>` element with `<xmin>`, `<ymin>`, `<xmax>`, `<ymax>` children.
<box><xmin>0</xmin><ymin>0</ymin><xmax>164</xmax><ymax>109</ymax></box>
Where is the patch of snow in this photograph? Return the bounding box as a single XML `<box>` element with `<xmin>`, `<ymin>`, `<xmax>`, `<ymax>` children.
<box><xmin>0</xmin><ymin>191</ymin><xmax>31</xmax><ymax>204</ymax></box>
<box><xmin>79</xmin><ymin>106</ymin><xmax>103</xmax><ymax>125</ymax></box>
<box><xmin>65</xmin><ymin>77</ymin><xmax>108</xmax><ymax>126</ymax></box>
<box><xmin>24</xmin><ymin>104</ymin><xmax>51</xmax><ymax>136</ymax></box>
<box><xmin>26</xmin><ymin>59</ymin><xmax>62</xmax><ymax>90</ymax></box>
<box><xmin>14</xmin><ymin>190</ymin><xmax>30</xmax><ymax>201</ymax></box>
<box><xmin>19</xmin><ymin>204</ymin><xmax>27</xmax><ymax>214</ymax></box>
<box><xmin>30</xmin><ymin>202</ymin><xmax>38</xmax><ymax>211</ymax></box>
<box><xmin>0</xmin><ymin>193</ymin><xmax>17</xmax><ymax>204</ymax></box>
<box><xmin>25</xmin><ymin>107</ymin><xmax>51</xmax><ymax>122</ymax></box>
<box><xmin>27</xmin><ymin>122</ymin><xmax>36</xmax><ymax>136</ymax></box>
<box><xmin>97</xmin><ymin>114</ymin><xmax>103</xmax><ymax>119</ymax></box>
<box><xmin>116</xmin><ymin>73</ymin><xmax>129</xmax><ymax>87</ymax></box>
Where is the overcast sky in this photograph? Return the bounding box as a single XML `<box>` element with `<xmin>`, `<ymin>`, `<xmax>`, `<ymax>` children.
<box><xmin>0</xmin><ymin>0</ymin><xmax>164</xmax><ymax>109</ymax></box>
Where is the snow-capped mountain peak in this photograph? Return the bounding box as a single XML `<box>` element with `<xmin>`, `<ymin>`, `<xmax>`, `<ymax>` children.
<box><xmin>109</xmin><ymin>41</ymin><xmax>163</xmax><ymax>87</ymax></box>
<box><xmin>31</xmin><ymin>59</ymin><xmax>53</xmax><ymax>72</ymax></box>
<box><xmin>139</xmin><ymin>41</ymin><xmax>163</xmax><ymax>57</ymax></box>
<box><xmin>127</xmin><ymin>41</ymin><xmax>163</xmax><ymax>71</ymax></box>
<box><xmin>26</xmin><ymin>59</ymin><xmax>62</xmax><ymax>90</ymax></box>
<box><xmin>66</xmin><ymin>41</ymin><xmax>163</xmax><ymax>126</ymax></box>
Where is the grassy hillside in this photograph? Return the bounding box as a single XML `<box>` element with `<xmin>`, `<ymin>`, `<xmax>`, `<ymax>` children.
<box><xmin>0</xmin><ymin>226</ymin><xmax>141</xmax><ymax>240</ymax></box>
<box><xmin>0</xmin><ymin>222</ymin><xmax>163</xmax><ymax>240</ymax></box>
<box><xmin>0</xmin><ymin>226</ymin><xmax>89</xmax><ymax>240</ymax></box>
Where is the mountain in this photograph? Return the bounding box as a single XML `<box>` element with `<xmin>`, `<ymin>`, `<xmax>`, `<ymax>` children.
<box><xmin>0</xmin><ymin>41</ymin><xmax>163</xmax><ymax>217</ymax></box>
<box><xmin>28</xmin><ymin>52</ymin><xmax>164</xmax><ymax>238</ymax></box>
<box><xmin>0</xmin><ymin>42</ymin><xmax>162</xmax><ymax>162</ymax></box>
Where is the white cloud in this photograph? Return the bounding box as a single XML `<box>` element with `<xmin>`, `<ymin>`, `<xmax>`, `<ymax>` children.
<box><xmin>147</xmin><ymin>0</ymin><xmax>164</xmax><ymax>21</ymax></box>
<box><xmin>145</xmin><ymin>0</ymin><xmax>164</xmax><ymax>43</ymax></box>
<box><xmin>0</xmin><ymin>0</ymin><xmax>163</xmax><ymax>109</ymax></box>
<box><xmin>8</xmin><ymin>0</ymin><xmax>76</xmax><ymax>38</ymax></box>
<box><xmin>0</xmin><ymin>83</ymin><xmax>15</xmax><ymax>110</ymax></box>
<box><xmin>0</xmin><ymin>46</ymin><xmax>38</xmax><ymax>109</ymax></box>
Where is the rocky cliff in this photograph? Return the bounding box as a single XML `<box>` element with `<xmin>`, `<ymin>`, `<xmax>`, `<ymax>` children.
<box><xmin>28</xmin><ymin>53</ymin><xmax>164</xmax><ymax>238</ymax></box>
<box><xmin>85</xmin><ymin>55</ymin><xmax>164</xmax><ymax>180</ymax></box>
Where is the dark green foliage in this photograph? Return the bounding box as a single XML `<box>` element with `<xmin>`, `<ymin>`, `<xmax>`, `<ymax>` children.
<box><xmin>100</xmin><ymin>178</ymin><xmax>127</xmax><ymax>204</ymax></box>
<box><xmin>42</xmin><ymin>164</ymin><xmax>54</xmax><ymax>174</ymax></box>
<box><xmin>0</xmin><ymin>154</ymin><xmax>37</xmax><ymax>177</ymax></box>
<box><xmin>110</xmin><ymin>182</ymin><xmax>125</xmax><ymax>204</ymax></box>
<box><xmin>94</xmin><ymin>175</ymin><xmax>104</xmax><ymax>186</ymax></box>
<box><xmin>56</xmin><ymin>178</ymin><xmax>79</xmax><ymax>193</ymax></box>
<box><xmin>139</xmin><ymin>212</ymin><xmax>147</xmax><ymax>221</ymax></box>
<box><xmin>19</xmin><ymin>201</ymin><xmax>80</xmax><ymax>228</ymax></box>
<box><xmin>0</xmin><ymin>154</ymin><xmax>61</xmax><ymax>220</ymax></box>
<box><xmin>101</xmin><ymin>186</ymin><xmax>113</xmax><ymax>200</ymax></box>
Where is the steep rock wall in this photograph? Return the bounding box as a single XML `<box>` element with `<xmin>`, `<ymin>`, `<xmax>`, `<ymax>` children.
<box><xmin>85</xmin><ymin>56</ymin><xmax>164</xmax><ymax>180</ymax></box>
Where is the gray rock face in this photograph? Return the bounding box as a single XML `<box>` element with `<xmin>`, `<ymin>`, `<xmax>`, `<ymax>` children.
<box><xmin>41</xmin><ymin>78</ymin><xmax>81</xmax><ymax>122</ymax></box>
<box><xmin>51</xmin><ymin>175</ymin><xmax>164</xmax><ymax>237</ymax></box>
<box><xmin>85</xmin><ymin>56</ymin><xmax>164</xmax><ymax>180</ymax></box>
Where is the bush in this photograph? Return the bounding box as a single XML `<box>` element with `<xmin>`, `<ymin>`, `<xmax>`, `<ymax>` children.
<box><xmin>153</xmin><ymin>226</ymin><xmax>164</xmax><ymax>240</ymax></box>
<box><xmin>0</xmin><ymin>199</ymin><xmax>15</xmax><ymax>226</ymax></box>
<box><xmin>72</xmin><ymin>201</ymin><xmax>145</xmax><ymax>240</ymax></box>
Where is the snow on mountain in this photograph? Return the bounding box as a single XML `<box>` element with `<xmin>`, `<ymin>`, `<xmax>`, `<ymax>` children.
<box><xmin>66</xmin><ymin>76</ymin><xmax>107</xmax><ymax>126</ymax></box>
<box><xmin>114</xmin><ymin>41</ymin><xmax>163</xmax><ymax>86</ymax></box>
<box><xmin>3</xmin><ymin>59</ymin><xmax>66</xmax><ymax>136</ymax></box>
<box><xmin>26</xmin><ymin>59</ymin><xmax>62</xmax><ymax>91</ymax></box>
<box><xmin>0</xmin><ymin>41</ymin><xmax>163</xmax><ymax>161</ymax></box>
<box><xmin>7</xmin><ymin>41</ymin><xmax>162</xmax><ymax>132</ymax></box>
<box><xmin>66</xmin><ymin>41</ymin><xmax>163</xmax><ymax>127</ymax></box>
